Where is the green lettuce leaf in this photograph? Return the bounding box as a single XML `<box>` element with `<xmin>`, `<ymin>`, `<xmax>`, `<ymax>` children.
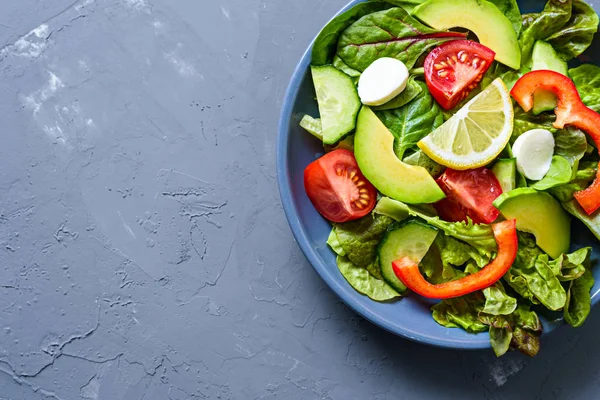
<box><xmin>564</xmin><ymin>268</ymin><xmax>595</xmax><ymax>327</ymax></box>
<box><xmin>562</xmin><ymin>200</ymin><xmax>600</xmax><ymax>241</ymax></box>
<box><xmin>570</xmin><ymin>64</ymin><xmax>600</xmax><ymax>113</ymax></box>
<box><xmin>336</xmin><ymin>7</ymin><xmax>465</xmax><ymax>71</ymax></box>
<box><xmin>548</xmin><ymin>161</ymin><xmax>597</xmax><ymax>202</ymax></box>
<box><xmin>483</xmin><ymin>282</ymin><xmax>518</xmax><ymax>316</ymax></box>
<box><xmin>376</xmin><ymin>81</ymin><xmax>444</xmax><ymax>159</ymax></box>
<box><xmin>403</xmin><ymin>150</ymin><xmax>445</xmax><ymax>178</ymax></box>
<box><xmin>512</xmin><ymin>107</ymin><xmax>557</xmax><ymax>142</ymax></box>
<box><xmin>549</xmin><ymin>247</ymin><xmax>591</xmax><ymax>282</ymax></box>
<box><xmin>337</xmin><ymin>256</ymin><xmax>400</xmax><ymax>301</ymax></box>
<box><xmin>374</xmin><ymin>197</ymin><xmax>497</xmax><ymax>256</ymax></box>
<box><xmin>490</xmin><ymin>326</ymin><xmax>513</xmax><ymax>357</ymax></box>
<box><xmin>333</xmin><ymin>214</ymin><xmax>394</xmax><ymax>268</ymax></box>
<box><xmin>531</xmin><ymin>156</ymin><xmax>572</xmax><ymax>190</ymax></box>
<box><xmin>432</xmin><ymin>293</ymin><xmax>487</xmax><ymax>333</ymax></box>
<box><xmin>327</xmin><ymin>229</ymin><xmax>346</xmax><ymax>256</ymax></box>
<box><xmin>554</xmin><ymin>127</ymin><xmax>588</xmax><ymax>177</ymax></box>
<box><xmin>546</xmin><ymin>0</ymin><xmax>599</xmax><ymax>61</ymax></box>
<box><xmin>519</xmin><ymin>0</ymin><xmax>572</xmax><ymax>70</ymax></box>
<box><xmin>311</xmin><ymin>2</ymin><xmax>393</xmax><ymax>65</ymax></box>
<box><xmin>373</xmin><ymin>76</ymin><xmax>423</xmax><ymax>111</ymax></box>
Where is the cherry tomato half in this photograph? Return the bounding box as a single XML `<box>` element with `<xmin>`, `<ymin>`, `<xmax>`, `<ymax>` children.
<box><xmin>304</xmin><ymin>149</ymin><xmax>377</xmax><ymax>223</ymax></box>
<box><xmin>424</xmin><ymin>40</ymin><xmax>495</xmax><ymax>110</ymax></box>
<box><xmin>434</xmin><ymin>167</ymin><xmax>502</xmax><ymax>224</ymax></box>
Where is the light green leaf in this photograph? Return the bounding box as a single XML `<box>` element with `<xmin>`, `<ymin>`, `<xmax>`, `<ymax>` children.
<box><xmin>549</xmin><ymin>161</ymin><xmax>597</xmax><ymax>202</ymax></box>
<box><xmin>562</xmin><ymin>199</ymin><xmax>600</xmax><ymax>242</ymax></box>
<box><xmin>564</xmin><ymin>268</ymin><xmax>595</xmax><ymax>327</ymax></box>
<box><xmin>337</xmin><ymin>256</ymin><xmax>400</xmax><ymax>301</ymax></box>
<box><xmin>327</xmin><ymin>229</ymin><xmax>346</xmax><ymax>256</ymax></box>
<box><xmin>570</xmin><ymin>63</ymin><xmax>600</xmax><ymax>113</ymax></box>
<box><xmin>373</xmin><ymin>76</ymin><xmax>423</xmax><ymax>111</ymax></box>
<box><xmin>403</xmin><ymin>150</ymin><xmax>445</xmax><ymax>178</ymax></box>
<box><xmin>431</xmin><ymin>294</ymin><xmax>487</xmax><ymax>333</ymax></box>
<box><xmin>531</xmin><ymin>156</ymin><xmax>572</xmax><ymax>190</ymax></box>
<box><xmin>376</xmin><ymin>81</ymin><xmax>444</xmax><ymax>159</ymax></box>
<box><xmin>483</xmin><ymin>283</ymin><xmax>518</xmax><ymax>316</ymax></box>
<box><xmin>490</xmin><ymin>327</ymin><xmax>513</xmax><ymax>357</ymax></box>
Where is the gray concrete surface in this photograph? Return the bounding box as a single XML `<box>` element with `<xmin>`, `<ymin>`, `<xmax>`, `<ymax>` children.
<box><xmin>0</xmin><ymin>0</ymin><xmax>599</xmax><ymax>399</ymax></box>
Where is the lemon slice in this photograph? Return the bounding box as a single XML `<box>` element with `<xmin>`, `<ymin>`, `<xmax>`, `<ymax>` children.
<box><xmin>418</xmin><ymin>78</ymin><xmax>514</xmax><ymax>170</ymax></box>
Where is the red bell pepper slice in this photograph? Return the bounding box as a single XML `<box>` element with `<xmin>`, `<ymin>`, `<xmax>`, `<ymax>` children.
<box><xmin>392</xmin><ymin>219</ymin><xmax>517</xmax><ymax>300</ymax></box>
<box><xmin>511</xmin><ymin>70</ymin><xmax>600</xmax><ymax>215</ymax></box>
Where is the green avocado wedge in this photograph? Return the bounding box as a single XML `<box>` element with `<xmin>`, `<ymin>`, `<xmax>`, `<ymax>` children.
<box><xmin>413</xmin><ymin>0</ymin><xmax>521</xmax><ymax>69</ymax></box>
<box><xmin>493</xmin><ymin>188</ymin><xmax>571</xmax><ymax>258</ymax></box>
<box><xmin>354</xmin><ymin>107</ymin><xmax>446</xmax><ymax>204</ymax></box>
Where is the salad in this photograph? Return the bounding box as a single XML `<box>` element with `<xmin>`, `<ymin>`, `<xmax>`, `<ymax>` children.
<box><xmin>299</xmin><ymin>0</ymin><xmax>600</xmax><ymax>357</ymax></box>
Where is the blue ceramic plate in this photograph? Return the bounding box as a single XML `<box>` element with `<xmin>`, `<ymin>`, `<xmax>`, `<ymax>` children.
<box><xmin>277</xmin><ymin>0</ymin><xmax>600</xmax><ymax>349</ymax></box>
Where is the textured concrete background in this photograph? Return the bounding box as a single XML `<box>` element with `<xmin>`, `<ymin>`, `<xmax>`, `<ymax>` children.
<box><xmin>0</xmin><ymin>0</ymin><xmax>599</xmax><ymax>399</ymax></box>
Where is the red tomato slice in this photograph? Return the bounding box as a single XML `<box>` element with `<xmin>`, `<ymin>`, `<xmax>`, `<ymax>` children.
<box><xmin>424</xmin><ymin>40</ymin><xmax>495</xmax><ymax>110</ymax></box>
<box><xmin>304</xmin><ymin>149</ymin><xmax>377</xmax><ymax>223</ymax></box>
<box><xmin>434</xmin><ymin>168</ymin><xmax>502</xmax><ymax>224</ymax></box>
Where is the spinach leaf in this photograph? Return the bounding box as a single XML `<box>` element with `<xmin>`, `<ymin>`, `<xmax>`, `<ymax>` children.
<box><xmin>337</xmin><ymin>256</ymin><xmax>400</xmax><ymax>301</ymax></box>
<box><xmin>489</xmin><ymin>0</ymin><xmax>522</xmax><ymax>36</ymax></box>
<box><xmin>490</xmin><ymin>326</ymin><xmax>513</xmax><ymax>357</ymax></box>
<box><xmin>327</xmin><ymin>229</ymin><xmax>346</xmax><ymax>256</ymax></box>
<box><xmin>333</xmin><ymin>55</ymin><xmax>362</xmax><ymax>81</ymax></box>
<box><xmin>512</xmin><ymin>107</ymin><xmax>557</xmax><ymax>142</ymax></box>
<box><xmin>403</xmin><ymin>150</ymin><xmax>445</xmax><ymax>178</ymax></box>
<box><xmin>336</xmin><ymin>7</ymin><xmax>465</xmax><ymax>71</ymax></box>
<box><xmin>531</xmin><ymin>156</ymin><xmax>572</xmax><ymax>190</ymax></box>
<box><xmin>311</xmin><ymin>2</ymin><xmax>393</xmax><ymax>66</ymax></box>
<box><xmin>519</xmin><ymin>0</ymin><xmax>572</xmax><ymax>70</ymax></box>
<box><xmin>375</xmin><ymin>197</ymin><xmax>498</xmax><ymax>256</ymax></box>
<box><xmin>564</xmin><ymin>268</ymin><xmax>595</xmax><ymax>327</ymax></box>
<box><xmin>570</xmin><ymin>64</ymin><xmax>600</xmax><ymax>113</ymax></box>
<box><xmin>373</xmin><ymin>76</ymin><xmax>423</xmax><ymax>111</ymax></box>
<box><xmin>546</xmin><ymin>0</ymin><xmax>599</xmax><ymax>61</ymax></box>
<box><xmin>554</xmin><ymin>127</ymin><xmax>588</xmax><ymax>177</ymax></box>
<box><xmin>483</xmin><ymin>282</ymin><xmax>518</xmax><ymax>316</ymax></box>
<box><xmin>376</xmin><ymin>81</ymin><xmax>444</xmax><ymax>159</ymax></box>
<box><xmin>432</xmin><ymin>293</ymin><xmax>488</xmax><ymax>333</ymax></box>
<box><xmin>333</xmin><ymin>214</ymin><xmax>394</xmax><ymax>268</ymax></box>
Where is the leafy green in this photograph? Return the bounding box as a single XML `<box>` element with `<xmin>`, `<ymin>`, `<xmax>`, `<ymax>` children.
<box><xmin>373</xmin><ymin>76</ymin><xmax>423</xmax><ymax>111</ymax></box>
<box><xmin>490</xmin><ymin>326</ymin><xmax>513</xmax><ymax>357</ymax></box>
<box><xmin>548</xmin><ymin>161</ymin><xmax>597</xmax><ymax>202</ymax></box>
<box><xmin>489</xmin><ymin>0</ymin><xmax>522</xmax><ymax>36</ymax></box>
<box><xmin>311</xmin><ymin>2</ymin><xmax>393</xmax><ymax>65</ymax></box>
<box><xmin>376</xmin><ymin>81</ymin><xmax>444</xmax><ymax>159</ymax></box>
<box><xmin>333</xmin><ymin>214</ymin><xmax>394</xmax><ymax>268</ymax></box>
<box><xmin>336</xmin><ymin>7</ymin><xmax>465</xmax><ymax>71</ymax></box>
<box><xmin>378</xmin><ymin>0</ymin><xmax>427</xmax><ymax>13</ymax></box>
<box><xmin>512</xmin><ymin>107</ymin><xmax>557</xmax><ymax>142</ymax></box>
<box><xmin>554</xmin><ymin>127</ymin><xmax>588</xmax><ymax>177</ymax></box>
<box><xmin>332</xmin><ymin>55</ymin><xmax>361</xmax><ymax>81</ymax></box>
<box><xmin>437</xmin><ymin>233</ymin><xmax>490</xmax><ymax>269</ymax></box>
<box><xmin>374</xmin><ymin>197</ymin><xmax>498</xmax><ymax>256</ymax></box>
<box><xmin>519</xmin><ymin>0</ymin><xmax>573</xmax><ymax>70</ymax></box>
<box><xmin>327</xmin><ymin>230</ymin><xmax>346</xmax><ymax>256</ymax></box>
<box><xmin>564</xmin><ymin>268</ymin><xmax>595</xmax><ymax>327</ymax></box>
<box><xmin>563</xmin><ymin>199</ymin><xmax>600</xmax><ymax>242</ymax></box>
<box><xmin>549</xmin><ymin>247</ymin><xmax>591</xmax><ymax>282</ymax></box>
<box><xmin>483</xmin><ymin>282</ymin><xmax>518</xmax><ymax>316</ymax></box>
<box><xmin>531</xmin><ymin>156</ymin><xmax>572</xmax><ymax>190</ymax></box>
<box><xmin>432</xmin><ymin>293</ymin><xmax>487</xmax><ymax>333</ymax></box>
<box><xmin>546</xmin><ymin>0</ymin><xmax>599</xmax><ymax>61</ymax></box>
<box><xmin>337</xmin><ymin>256</ymin><xmax>400</xmax><ymax>301</ymax></box>
<box><xmin>403</xmin><ymin>150</ymin><xmax>445</xmax><ymax>178</ymax></box>
<box><xmin>570</xmin><ymin>64</ymin><xmax>600</xmax><ymax>113</ymax></box>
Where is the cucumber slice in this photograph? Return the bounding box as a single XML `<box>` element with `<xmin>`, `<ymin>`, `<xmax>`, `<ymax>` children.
<box><xmin>299</xmin><ymin>115</ymin><xmax>322</xmax><ymax>140</ymax></box>
<box><xmin>378</xmin><ymin>218</ymin><xmax>438</xmax><ymax>293</ymax></box>
<box><xmin>311</xmin><ymin>65</ymin><xmax>361</xmax><ymax>145</ymax></box>
<box><xmin>492</xmin><ymin>158</ymin><xmax>516</xmax><ymax>193</ymax></box>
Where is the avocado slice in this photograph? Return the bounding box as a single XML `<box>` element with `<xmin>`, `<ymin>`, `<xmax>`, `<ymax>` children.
<box><xmin>493</xmin><ymin>188</ymin><xmax>571</xmax><ymax>258</ymax></box>
<box><xmin>354</xmin><ymin>107</ymin><xmax>446</xmax><ymax>204</ymax></box>
<box><xmin>413</xmin><ymin>0</ymin><xmax>521</xmax><ymax>70</ymax></box>
<box><xmin>531</xmin><ymin>41</ymin><xmax>568</xmax><ymax>115</ymax></box>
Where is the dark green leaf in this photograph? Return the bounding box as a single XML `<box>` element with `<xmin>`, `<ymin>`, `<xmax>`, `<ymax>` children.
<box><xmin>327</xmin><ymin>229</ymin><xmax>346</xmax><ymax>256</ymax></box>
<box><xmin>333</xmin><ymin>214</ymin><xmax>394</xmax><ymax>267</ymax></box>
<box><xmin>336</xmin><ymin>7</ymin><xmax>465</xmax><ymax>71</ymax></box>
<box><xmin>512</xmin><ymin>107</ymin><xmax>557</xmax><ymax>142</ymax></box>
<box><xmin>311</xmin><ymin>2</ymin><xmax>393</xmax><ymax>65</ymax></box>
<box><xmin>490</xmin><ymin>327</ymin><xmax>513</xmax><ymax>357</ymax></box>
<box><xmin>377</xmin><ymin>81</ymin><xmax>444</xmax><ymax>159</ymax></box>
<box><xmin>564</xmin><ymin>268</ymin><xmax>595</xmax><ymax>327</ymax></box>
<box><xmin>570</xmin><ymin>63</ymin><xmax>600</xmax><ymax>113</ymax></box>
<box><xmin>337</xmin><ymin>256</ymin><xmax>400</xmax><ymax>301</ymax></box>
<box><xmin>373</xmin><ymin>76</ymin><xmax>423</xmax><ymax>111</ymax></box>
<box><xmin>432</xmin><ymin>293</ymin><xmax>487</xmax><ymax>333</ymax></box>
<box><xmin>488</xmin><ymin>0</ymin><xmax>522</xmax><ymax>36</ymax></box>
<box><xmin>546</xmin><ymin>0</ymin><xmax>599</xmax><ymax>61</ymax></box>
<box><xmin>554</xmin><ymin>127</ymin><xmax>588</xmax><ymax>177</ymax></box>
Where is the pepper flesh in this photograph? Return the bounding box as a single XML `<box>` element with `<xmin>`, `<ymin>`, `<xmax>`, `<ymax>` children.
<box><xmin>392</xmin><ymin>219</ymin><xmax>517</xmax><ymax>299</ymax></box>
<box><xmin>511</xmin><ymin>70</ymin><xmax>600</xmax><ymax>215</ymax></box>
